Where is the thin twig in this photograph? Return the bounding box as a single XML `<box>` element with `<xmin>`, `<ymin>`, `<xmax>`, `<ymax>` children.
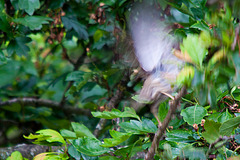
<box><xmin>93</xmin><ymin>70</ymin><xmax>130</xmax><ymax>137</ymax></box>
<box><xmin>0</xmin><ymin>97</ymin><xmax>92</xmax><ymax>117</ymax></box>
<box><xmin>145</xmin><ymin>86</ymin><xmax>187</xmax><ymax>160</ymax></box>
<box><xmin>60</xmin><ymin>43</ymin><xmax>87</xmax><ymax>105</ymax></box>
<box><xmin>206</xmin><ymin>136</ymin><xmax>234</xmax><ymax>157</ymax></box>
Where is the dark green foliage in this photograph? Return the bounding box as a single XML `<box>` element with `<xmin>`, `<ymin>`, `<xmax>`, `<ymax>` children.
<box><xmin>0</xmin><ymin>0</ymin><xmax>240</xmax><ymax>159</ymax></box>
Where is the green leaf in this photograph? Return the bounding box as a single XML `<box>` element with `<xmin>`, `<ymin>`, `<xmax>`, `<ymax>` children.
<box><xmin>180</xmin><ymin>145</ymin><xmax>206</xmax><ymax>160</ymax></box>
<box><xmin>0</xmin><ymin>50</ymin><xmax>7</xmax><ymax>64</ymax></box>
<box><xmin>218</xmin><ymin>109</ymin><xmax>233</xmax><ymax>123</ymax></box>
<box><xmin>231</xmin><ymin>86</ymin><xmax>240</xmax><ymax>101</ymax></box>
<box><xmin>92</xmin><ymin>107</ymin><xmax>140</xmax><ymax>120</ymax></box>
<box><xmin>33</xmin><ymin>152</ymin><xmax>68</xmax><ymax>160</ymax></box>
<box><xmin>7</xmin><ymin>37</ymin><xmax>31</xmax><ymax>56</ymax></box>
<box><xmin>70</xmin><ymin>137</ymin><xmax>110</xmax><ymax>156</ymax></box>
<box><xmin>24</xmin><ymin>129</ymin><xmax>66</xmax><ymax>145</ymax></box>
<box><xmin>202</xmin><ymin>120</ymin><xmax>221</xmax><ymax>144</ymax></box>
<box><xmin>180</xmin><ymin>104</ymin><xmax>207</xmax><ymax>125</ymax></box>
<box><xmin>207</xmin><ymin>112</ymin><xmax>221</xmax><ymax>122</ymax></box>
<box><xmin>7</xmin><ymin>151</ymin><xmax>23</xmax><ymax>160</ymax></box>
<box><xmin>166</xmin><ymin>130</ymin><xmax>194</xmax><ymax>143</ymax></box>
<box><xmin>180</xmin><ymin>34</ymin><xmax>207</xmax><ymax>68</ymax></box>
<box><xmin>18</xmin><ymin>0</ymin><xmax>40</xmax><ymax>15</ymax></box>
<box><xmin>101</xmin><ymin>130</ymin><xmax>132</xmax><ymax>147</ymax></box>
<box><xmin>158</xmin><ymin>101</ymin><xmax>169</xmax><ymax>122</ymax></box>
<box><xmin>68</xmin><ymin>145</ymin><xmax>81</xmax><ymax>160</ymax></box>
<box><xmin>60</xmin><ymin>129</ymin><xmax>77</xmax><ymax>139</ymax></box>
<box><xmin>13</xmin><ymin>16</ymin><xmax>53</xmax><ymax>30</ymax></box>
<box><xmin>208</xmin><ymin>85</ymin><xmax>217</xmax><ymax>108</ymax></box>
<box><xmin>191</xmin><ymin>20</ymin><xmax>209</xmax><ymax>31</ymax></box>
<box><xmin>119</xmin><ymin>118</ymin><xmax>157</xmax><ymax>134</ymax></box>
<box><xmin>66</xmin><ymin>71</ymin><xmax>85</xmax><ymax>81</ymax></box>
<box><xmin>190</xmin><ymin>7</ymin><xmax>204</xmax><ymax>19</ymax></box>
<box><xmin>0</xmin><ymin>61</ymin><xmax>21</xmax><ymax>87</ymax></box>
<box><xmin>167</xmin><ymin>2</ymin><xmax>193</xmax><ymax>17</ymax></box>
<box><xmin>22</xmin><ymin>60</ymin><xmax>38</xmax><ymax>76</ymax></box>
<box><xmin>99</xmin><ymin>156</ymin><xmax>119</xmax><ymax>160</ymax></box>
<box><xmin>62</xmin><ymin>16</ymin><xmax>88</xmax><ymax>40</ymax></box>
<box><xmin>71</xmin><ymin>122</ymin><xmax>96</xmax><ymax>139</ymax></box>
<box><xmin>219</xmin><ymin>116</ymin><xmax>240</xmax><ymax>136</ymax></box>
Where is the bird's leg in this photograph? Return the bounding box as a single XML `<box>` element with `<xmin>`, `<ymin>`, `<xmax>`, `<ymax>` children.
<box><xmin>151</xmin><ymin>100</ymin><xmax>162</xmax><ymax>127</ymax></box>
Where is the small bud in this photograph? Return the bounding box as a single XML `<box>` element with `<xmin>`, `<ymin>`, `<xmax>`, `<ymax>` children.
<box><xmin>201</xmin><ymin>119</ymin><xmax>205</xmax><ymax>127</ymax></box>
<box><xmin>61</xmin><ymin>11</ymin><xmax>66</xmax><ymax>17</ymax></box>
<box><xmin>193</xmin><ymin>123</ymin><xmax>198</xmax><ymax>131</ymax></box>
<box><xmin>100</xmin><ymin>106</ymin><xmax>105</xmax><ymax>112</ymax></box>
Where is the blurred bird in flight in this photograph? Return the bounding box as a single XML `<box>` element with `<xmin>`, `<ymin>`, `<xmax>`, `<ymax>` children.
<box><xmin>128</xmin><ymin>1</ymin><xmax>183</xmax><ymax>124</ymax></box>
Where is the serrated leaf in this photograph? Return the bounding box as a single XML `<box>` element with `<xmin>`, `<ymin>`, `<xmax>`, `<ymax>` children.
<box><xmin>13</xmin><ymin>16</ymin><xmax>53</xmax><ymax>30</ymax></box>
<box><xmin>92</xmin><ymin>107</ymin><xmax>140</xmax><ymax>120</ymax></box>
<box><xmin>166</xmin><ymin>130</ymin><xmax>194</xmax><ymax>143</ymax></box>
<box><xmin>119</xmin><ymin>118</ymin><xmax>157</xmax><ymax>134</ymax></box>
<box><xmin>101</xmin><ymin>130</ymin><xmax>132</xmax><ymax>147</ymax></box>
<box><xmin>71</xmin><ymin>122</ymin><xmax>96</xmax><ymax>139</ymax></box>
<box><xmin>219</xmin><ymin>116</ymin><xmax>240</xmax><ymax>136</ymax></box>
<box><xmin>62</xmin><ymin>16</ymin><xmax>88</xmax><ymax>40</ymax></box>
<box><xmin>24</xmin><ymin>129</ymin><xmax>66</xmax><ymax>145</ymax></box>
<box><xmin>70</xmin><ymin>137</ymin><xmax>110</xmax><ymax>156</ymax></box>
<box><xmin>202</xmin><ymin>120</ymin><xmax>221</xmax><ymax>144</ymax></box>
<box><xmin>18</xmin><ymin>0</ymin><xmax>40</xmax><ymax>15</ymax></box>
<box><xmin>7</xmin><ymin>37</ymin><xmax>31</xmax><ymax>56</ymax></box>
<box><xmin>180</xmin><ymin>104</ymin><xmax>207</xmax><ymax>125</ymax></box>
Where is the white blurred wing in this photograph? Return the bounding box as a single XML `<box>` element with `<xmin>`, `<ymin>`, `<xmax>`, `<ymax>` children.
<box><xmin>129</xmin><ymin>4</ymin><xmax>174</xmax><ymax>73</ymax></box>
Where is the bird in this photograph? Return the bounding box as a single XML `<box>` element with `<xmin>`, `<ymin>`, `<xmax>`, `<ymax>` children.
<box><xmin>128</xmin><ymin>0</ymin><xmax>183</xmax><ymax>124</ymax></box>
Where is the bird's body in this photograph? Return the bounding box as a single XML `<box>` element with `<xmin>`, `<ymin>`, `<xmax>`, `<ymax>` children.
<box><xmin>128</xmin><ymin>0</ymin><xmax>183</xmax><ymax>123</ymax></box>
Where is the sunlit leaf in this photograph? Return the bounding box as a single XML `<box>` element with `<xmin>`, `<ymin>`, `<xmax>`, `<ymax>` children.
<box><xmin>24</xmin><ymin>129</ymin><xmax>66</xmax><ymax>145</ymax></box>
<box><xmin>6</xmin><ymin>151</ymin><xmax>23</xmax><ymax>160</ymax></box>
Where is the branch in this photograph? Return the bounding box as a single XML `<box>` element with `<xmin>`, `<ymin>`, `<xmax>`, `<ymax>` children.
<box><xmin>206</xmin><ymin>136</ymin><xmax>234</xmax><ymax>157</ymax></box>
<box><xmin>0</xmin><ymin>97</ymin><xmax>92</xmax><ymax>117</ymax></box>
<box><xmin>60</xmin><ymin>43</ymin><xmax>87</xmax><ymax>104</ymax></box>
<box><xmin>145</xmin><ymin>86</ymin><xmax>187</xmax><ymax>160</ymax></box>
<box><xmin>0</xmin><ymin>143</ymin><xmax>63</xmax><ymax>160</ymax></box>
<box><xmin>93</xmin><ymin>70</ymin><xmax>130</xmax><ymax>137</ymax></box>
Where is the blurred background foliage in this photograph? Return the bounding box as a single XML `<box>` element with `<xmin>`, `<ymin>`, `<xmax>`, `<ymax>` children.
<box><xmin>0</xmin><ymin>0</ymin><xmax>240</xmax><ymax>159</ymax></box>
